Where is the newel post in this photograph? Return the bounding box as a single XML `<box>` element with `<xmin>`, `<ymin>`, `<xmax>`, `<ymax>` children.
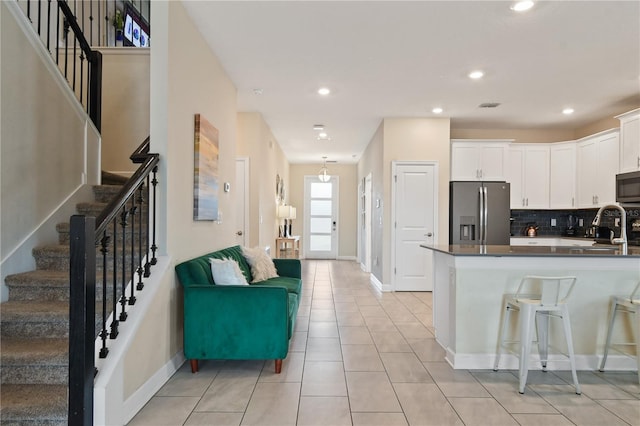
<box><xmin>68</xmin><ymin>215</ymin><xmax>96</xmax><ymax>425</ymax></box>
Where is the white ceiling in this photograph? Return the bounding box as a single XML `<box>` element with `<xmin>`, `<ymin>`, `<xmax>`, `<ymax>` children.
<box><xmin>182</xmin><ymin>1</ymin><xmax>640</xmax><ymax>164</ymax></box>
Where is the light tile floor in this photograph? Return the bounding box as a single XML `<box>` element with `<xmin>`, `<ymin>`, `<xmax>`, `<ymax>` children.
<box><xmin>128</xmin><ymin>260</ymin><xmax>640</xmax><ymax>426</ymax></box>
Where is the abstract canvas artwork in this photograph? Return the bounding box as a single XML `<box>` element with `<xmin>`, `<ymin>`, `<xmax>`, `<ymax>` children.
<box><xmin>193</xmin><ymin>114</ymin><xmax>219</xmax><ymax>221</ymax></box>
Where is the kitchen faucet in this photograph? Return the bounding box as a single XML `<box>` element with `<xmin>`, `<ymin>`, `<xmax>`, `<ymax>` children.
<box><xmin>591</xmin><ymin>204</ymin><xmax>628</xmax><ymax>254</ymax></box>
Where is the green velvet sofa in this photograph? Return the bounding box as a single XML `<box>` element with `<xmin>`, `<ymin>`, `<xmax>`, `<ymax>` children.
<box><xmin>175</xmin><ymin>245</ymin><xmax>302</xmax><ymax>374</ymax></box>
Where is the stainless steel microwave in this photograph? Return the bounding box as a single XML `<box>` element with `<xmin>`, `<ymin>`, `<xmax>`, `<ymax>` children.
<box><xmin>616</xmin><ymin>170</ymin><xmax>640</xmax><ymax>203</ymax></box>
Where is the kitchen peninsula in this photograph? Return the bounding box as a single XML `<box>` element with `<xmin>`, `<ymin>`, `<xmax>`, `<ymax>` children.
<box><xmin>421</xmin><ymin>243</ymin><xmax>640</xmax><ymax>372</ymax></box>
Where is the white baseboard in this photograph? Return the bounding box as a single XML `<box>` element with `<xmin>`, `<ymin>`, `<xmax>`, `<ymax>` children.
<box><xmin>337</xmin><ymin>255</ymin><xmax>357</xmax><ymax>261</ymax></box>
<box><xmin>369</xmin><ymin>274</ymin><xmax>393</xmax><ymax>292</ymax></box>
<box><xmin>123</xmin><ymin>351</ymin><xmax>186</xmax><ymax>424</ymax></box>
<box><xmin>445</xmin><ymin>350</ymin><xmax>638</xmax><ymax>371</ymax></box>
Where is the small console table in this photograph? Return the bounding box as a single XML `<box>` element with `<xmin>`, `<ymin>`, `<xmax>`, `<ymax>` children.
<box><xmin>275</xmin><ymin>236</ymin><xmax>300</xmax><ymax>259</ymax></box>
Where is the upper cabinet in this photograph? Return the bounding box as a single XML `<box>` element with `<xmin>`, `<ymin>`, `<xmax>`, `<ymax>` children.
<box><xmin>576</xmin><ymin>129</ymin><xmax>619</xmax><ymax>208</ymax></box>
<box><xmin>507</xmin><ymin>144</ymin><xmax>550</xmax><ymax>209</ymax></box>
<box><xmin>617</xmin><ymin>109</ymin><xmax>640</xmax><ymax>173</ymax></box>
<box><xmin>450</xmin><ymin>140</ymin><xmax>511</xmax><ymax>181</ymax></box>
<box><xmin>549</xmin><ymin>141</ymin><xmax>577</xmax><ymax>209</ymax></box>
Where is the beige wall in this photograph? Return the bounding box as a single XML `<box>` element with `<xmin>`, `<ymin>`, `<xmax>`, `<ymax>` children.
<box><xmin>382</xmin><ymin>118</ymin><xmax>450</xmax><ymax>285</ymax></box>
<box><xmin>450</xmin><ymin>128</ymin><xmax>574</xmax><ymax>143</ymax></box>
<box><xmin>451</xmin><ymin>102</ymin><xmax>640</xmax><ymax>143</ymax></box>
<box><xmin>289</xmin><ymin>163</ymin><xmax>358</xmax><ymax>259</ymax></box>
<box><xmin>237</xmin><ymin>112</ymin><xmax>290</xmax><ymax>249</ymax></box>
<box><xmin>98</xmin><ymin>48</ymin><xmax>150</xmax><ymax>175</ymax></box>
<box><xmin>1</xmin><ymin>2</ymin><xmax>100</xmax><ymax>300</ymax></box>
<box><xmin>124</xmin><ymin>0</ymin><xmax>238</xmax><ymax>400</ymax></box>
<box><xmin>357</xmin><ymin>122</ymin><xmax>384</xmax><ymax>279</ymax></box>
<box><xmin>356</xmin><ymin>118</ymin><xmax>450</xmax><ymax>286</ymax></box>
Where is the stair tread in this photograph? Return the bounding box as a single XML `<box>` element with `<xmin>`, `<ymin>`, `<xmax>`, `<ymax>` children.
<box><xmin>1</xmin><ymin>337</ymin><xmax>68</xmax><ymax>364</ymax></box>
<box><xmin>0</xmin><ymin>384</ymin><xmax>67</xmax><ymax>421</ymax></box>
<box><xmin>33</xmin><ymin>244</ymin><xmax>70</xmax><ymax>255</ymax></box>
<box><xmin>1</xmin><ymin>300</ymin><xmax>69</xmax><ymax>321</ymax></box>
<box><xmin>5</xmin><ymin>270</ymin><xmax>68</xmax><ymax>287</ymax></box>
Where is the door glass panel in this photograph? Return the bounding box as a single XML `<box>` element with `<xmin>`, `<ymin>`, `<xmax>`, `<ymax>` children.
<box><xmin>310</xmin><ymin>217</ymin><xmax>331</xmax><ymax>233</ymax></box>
<box><xmin>306</xmin><ymin>177</ymin><xmax>336</xmax><ymax>258</ymax></box>
<box><xmin>310</xmin><ymin>235</ymin><xmax>331</xmax><ymax>251</ymax></box>
<box><xmin>310</xmin><ymin>200</ymin><xmax>332</xmax><ymax>216</ymax></box>
<box><xmin>311</xmin><ymin>182</ymin><xmax>332</xmax><ymax>198</ymax></box>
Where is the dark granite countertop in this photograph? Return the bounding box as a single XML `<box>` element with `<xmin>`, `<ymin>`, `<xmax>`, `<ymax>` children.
<box><xmin>420</xmin><ymin>243</ymin><xmax>640</xmax><ymax>257</ymax></box>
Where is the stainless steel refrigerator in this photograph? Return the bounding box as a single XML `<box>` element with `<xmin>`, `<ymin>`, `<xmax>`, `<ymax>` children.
<box><xmin>449</xmin><ymin>181</ymin><xmax>511</xmax><ymax>245</ymax></box>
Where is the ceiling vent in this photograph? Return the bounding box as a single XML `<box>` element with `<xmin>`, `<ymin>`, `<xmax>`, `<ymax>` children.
<box><xmin>479</xmin><ymin>102</ymin><xmax>501</xmax><ymax>108</ymax></box>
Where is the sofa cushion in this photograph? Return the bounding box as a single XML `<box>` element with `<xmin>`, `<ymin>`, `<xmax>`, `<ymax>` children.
<box><xmin>242</xmin><ymin>246</ymin><xmax>278</xmax><ymax>283</ymax></box>
<box><xmin>210</xmin><ymin>258</ymin><xmax>249</xmax><ymax>286</ymax></box>
<box><xmin>209</xmin><ymin>246</ymin><xmax>252</xmax><ymax>283</ymax></box>
<box><xmin>258</xmin><ymin>276</ymin><xmax>302</xmax><ymax>295</ymax></box>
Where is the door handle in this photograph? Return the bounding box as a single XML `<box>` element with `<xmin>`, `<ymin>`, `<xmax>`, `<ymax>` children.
<box><xmin>425</xmin><ymin>232</ymin><xmax>433</xmax><ymax>237</ymax></box>
<box><xmin>236</xmin><ymin>231</ymin><xmax>243</xmax><ymax>236</ymax></box>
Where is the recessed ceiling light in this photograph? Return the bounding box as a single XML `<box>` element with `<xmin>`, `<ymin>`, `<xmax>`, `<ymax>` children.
<box><xmin>563</xmin><ymin>108</ymin><xmax>575</xmax><ymax>115</ymax></box>
<box><xmin>318</xmin><ymin>87</ymin><xmax>331</xmax><ymax>96</ymax></box>
<box><xmin>468</xmin><ymin>70</ymin><xmax>484</xmax><ymax>79</ymax></box>
<box><xmin>432</xmin><ymin>107</ymin><xmax>443</xmax><ymax>114</ymax></box>
<box><xmin>313</xmin><ymin>124</ymin><xmax>324</xmax><ymax>130</ymax></box>
<box><xmin>318</xmin><ymin>132</ymin><xmax>328</xmax><ymax>139</ymax></box>
<box><xmin>511</xmin><ymin>1</ymin><xmax>535</xmax><ymax>12</ymax></box>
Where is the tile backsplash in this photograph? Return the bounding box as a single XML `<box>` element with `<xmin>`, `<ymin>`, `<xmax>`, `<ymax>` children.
<box><xmin>510</xmin><ymin>208</ymin><xmax>640</xmax><ymax>243</ymax></box>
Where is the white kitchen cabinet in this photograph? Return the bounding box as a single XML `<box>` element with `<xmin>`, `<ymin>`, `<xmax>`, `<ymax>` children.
<box><xmin>450</xmin><ymin>140</ymin><xmax>511</xmax><ymax>181</ymax></box>
<box><xmin>576</xmin><ymin>129</ymin><xmax>619</xmax><ymax>208</ymax></box>
<box><xmin>549</xmin><ymin>141</ymin><xmax>577</xmax><ymax>209</ymax></box>
<box><xmin>507</xmin><ymin>144</ymin><xmax>550</xmax><ymax>209</ymax></box>
<box><xmin>616</xmin><ymin>108</ymin><xmax>640</xmax><ymax>173</ymax></box>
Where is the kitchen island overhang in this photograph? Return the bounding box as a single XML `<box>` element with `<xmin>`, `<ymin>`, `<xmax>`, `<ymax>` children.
<box><xmin>422</xmin><ymin>243</ymin><xmax>640</xmax><ymax>372</ymax></box>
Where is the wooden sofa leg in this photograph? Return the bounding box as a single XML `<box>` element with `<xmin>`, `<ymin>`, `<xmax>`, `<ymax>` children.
<box><xmin>275</xmin><ymin>359</ymin><xmax>282</xmax><ymax>374</ymax></box>
<box><xmin>190</xmin><ymin>359</ymin><xmax>199</xmax><ymax>373</ymax></box>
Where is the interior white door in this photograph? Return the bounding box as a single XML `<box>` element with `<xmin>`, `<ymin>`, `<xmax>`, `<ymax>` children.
<box><xmin>393</xmin><ymin>162</ymin><xmax>437</xmax><ymax>291</ymax></box>
<box><xmin>235</xmin><ymin>158</ymin><xmax>248</xmax><ymax>246</ymax></box>
<box><xmin>364</xmin><ymin>174</ymin><xmax>372</xmax><ymax>272</ymax></box>
<box><xmin>304</xmin><ymin>176</ymin><xmax>338</xmax><ymax>259</ymax></box>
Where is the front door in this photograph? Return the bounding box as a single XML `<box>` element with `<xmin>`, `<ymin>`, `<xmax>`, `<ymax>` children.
<box><xmin>304</xmin><ymin>176</ymin><xmax>338</xmax><ymax>259</ymax></box>
<box><xmin>393</xmin><ymin>162</ymin><xmax>438</xmax><ymax>291</ymax></box>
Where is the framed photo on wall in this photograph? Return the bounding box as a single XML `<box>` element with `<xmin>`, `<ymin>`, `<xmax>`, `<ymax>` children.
<box><xmin>193</xmin><ymin>114</ymin><xmax>219</xmax><ymax>221</ymax></box>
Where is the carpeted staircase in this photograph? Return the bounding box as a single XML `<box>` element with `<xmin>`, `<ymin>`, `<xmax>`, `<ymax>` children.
<box><xmin>1</xmin><ymin>184</ymin><xmax>123</xmax><ymax>425</ymax></box>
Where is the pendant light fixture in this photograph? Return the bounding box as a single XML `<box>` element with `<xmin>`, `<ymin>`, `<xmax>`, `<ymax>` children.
<box><xmin>318</xmin><ymin>156</ymin><xmax>331</xmax><ymax>182</ymax></box>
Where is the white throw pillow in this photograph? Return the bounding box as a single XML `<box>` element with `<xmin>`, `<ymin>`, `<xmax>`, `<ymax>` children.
<box><xmin>210</xmin><ymin>258</ymin><xmax>249</xmax><ymax>286</ymax></box>
<box><xmin>242</xmin><ymin>246</ymin><xmax>279</xmax><ymax>283</ymax></box>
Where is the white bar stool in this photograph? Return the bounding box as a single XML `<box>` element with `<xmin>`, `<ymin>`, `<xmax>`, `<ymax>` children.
<box><xmin>493</xmin><ymin>275</ymin><xmax>581</xmax><ymax>394</ymax></box>
<box><xmin>599</xmin><ymin>281</ymin><xmax>640</xmax><ymax>384</ymax></box>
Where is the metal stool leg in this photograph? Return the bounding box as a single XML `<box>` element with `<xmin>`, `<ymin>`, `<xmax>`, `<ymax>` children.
<box><xmin>600</xmin><ymin>298</ymin><xmax>619</xmax><ymax>372</ymax></box>
<box><xmin>536</xmin><ymin>311</ymin><xmax>550</xmax><ymax>372</ymax></box>
<box><xmin>494</xmin><ymin>303</ymin><xmax>512</xmax><ymax>371</ymax></box>
<box><xmin>518</xmin><ymin>305</ymin><xmax>535</xmax><ymax>394</ymax></box>
<box><xmin>561</xmin><ymin>306</ymin><xmax>581</xmax><ymax>394</ymax></box>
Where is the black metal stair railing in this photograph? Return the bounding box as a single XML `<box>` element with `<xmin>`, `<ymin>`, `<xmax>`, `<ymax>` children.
<box><xmin>69</xmin><ymin>137</ymin><xmax>159</xmax><ymax>425</ymax></box>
